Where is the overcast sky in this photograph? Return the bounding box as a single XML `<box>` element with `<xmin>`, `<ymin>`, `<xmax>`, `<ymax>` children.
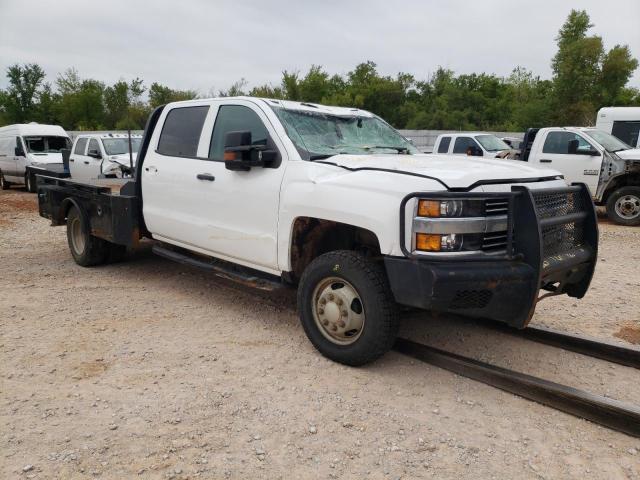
<box><xmin>1</xmin><ymin>0</ymin><xmax>638</xmax><ymax>94</ymax></box>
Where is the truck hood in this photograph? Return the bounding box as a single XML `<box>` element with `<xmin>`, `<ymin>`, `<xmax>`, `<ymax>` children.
<box><xmin>107</xmin><ymin>153</ymin><xmax>138</xmax><ymax>165</ymax></box>
<box><xmin>319</xmin><ymin>153</ymin><xmax>561</xmax><ymax>189</ymax></box>
<box><xmin>616</xmin><ymin>148</ymin><xmax>640</xmax><ymax>161</ymax></box>
<box><xmin>28</xmin><ymin>152</ymin><xmax>63</xmax><ymax>165</ymax></box>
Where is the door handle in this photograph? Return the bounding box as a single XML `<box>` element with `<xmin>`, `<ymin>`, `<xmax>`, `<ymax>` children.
<box><xmin>69</xmin><ymin>158</ymin><xmax>74</xmax><ymax>162</ymax></box>
<box><xmin>145</xmin><ymin>166</ymin><xmax>158</xmax><ymax>174</ymax></box>
<box><xmin>540</xmin><ymin>159</ymin><xmax>552</xmax><ymax>163</ymax></box>
<box><xmin>197</xmin><ymin>173</ymin><xmax>215</xmax><ymax>181</ymax></box>
<box><xmin>83</xmin><ymin>161</ymin><xmax>90</xmax><ymax>165</ymax></box>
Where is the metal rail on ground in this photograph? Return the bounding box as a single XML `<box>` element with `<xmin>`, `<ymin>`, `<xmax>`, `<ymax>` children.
<box><xmin>487</xmin><ymin>322</ymin><xmax>640</xmax><ymax>369</ymax></box>
<box><xmin>394</xmin><ymin>338</ymin><xmax>640</xmax><ymax>438</ymax></box>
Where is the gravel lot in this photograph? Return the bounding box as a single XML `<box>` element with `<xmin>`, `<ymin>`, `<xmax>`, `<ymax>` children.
<box><xmin>1</xmin><ymin>188</ymin><xmax>639</xmax><ymax>479</ymax></box>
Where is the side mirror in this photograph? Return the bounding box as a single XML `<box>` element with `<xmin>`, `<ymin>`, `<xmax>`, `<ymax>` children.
<box><xmin>15</xmin><ymin>146</ymin><xmax>25</xmax><ymax>157</ymax></box>
<box><xmin>224</xmin><ymin>130</ymin><xmax>278</xmax><ymax>171</ymax></box>
<box><xmin>87</xmin><ymin>149</ymin><xmax>102</xmax><ymax>159</ymax></box>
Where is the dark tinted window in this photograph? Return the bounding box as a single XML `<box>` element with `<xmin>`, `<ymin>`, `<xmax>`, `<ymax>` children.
<box><xmin>74</xmin><ymin>137</ymin><xmax>88</xmax><ymax>155</ymax></box>
<box><xmin>157</xmin><ymin>106</ymin><xmax>209</xmax><ymax>157</ymax></box>
<box><xmin>209</xmin><ymin>105</ymin><xmax>269</xmax><ymax>160</ymax></box>
<box><xmin>453</xmin><ymin>137</ymin><xmax>479</xmax><ymax>154</ymax></box>
<box><xmin>612</xmin><ymin>121</ymin><xmax>640</xmax><ymax>147</ymax></box>
<box><xmin>88</xmin><ymin>138</ymin><xmax>100</xmax><ymax>154</ymax></box>
<box><xmin>437</xmin><ymin>137</ymin><xmax>451</xmax><ymax>153</ymax></box>
<box><xmin>542</xmin><ymin>132</ymin><xmax>592</xmax><ymax>154</ymax></box>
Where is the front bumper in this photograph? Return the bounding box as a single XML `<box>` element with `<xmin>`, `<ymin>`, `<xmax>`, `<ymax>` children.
<box><xmin>386</xmin><ymin>184</ymin><xmax>598</xmax><ymax>328</ymax></box>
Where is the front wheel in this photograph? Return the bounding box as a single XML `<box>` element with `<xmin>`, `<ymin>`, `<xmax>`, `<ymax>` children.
<box><xmin>66</xmin><ymin>206</ymin><xmax>110</xmax><ymax>266</ymax></box>
<box><xmin>25</xmin><ymin>172</ymin><xmax>36</xmax><ymax>193</ymax></box>
<box><xmin>606</xmin><ymin>186</ymin><xmax>640</xmax><ymax>226</ymax></box>
<box><xmin>297</xmin><ymin>250</ymin><xmax>399</xmax><ymax>366</ymax></box>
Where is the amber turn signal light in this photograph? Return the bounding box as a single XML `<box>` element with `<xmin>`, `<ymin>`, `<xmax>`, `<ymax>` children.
<box><xmin>415</xmin><ymin>233</ymin><xmax>441</xmax><ymax>252</ymax></box>
<box><xmin>417</xmin><ymin>200</ymin><xmax>440</xmax><ymax>217</ymax></box>
<box><xmin>223</xmin><ymin>151</ymin><xmax>237</xmax><ymax>161</ymax></box>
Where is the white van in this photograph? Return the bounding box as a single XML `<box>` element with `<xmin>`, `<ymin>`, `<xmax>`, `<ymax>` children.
<box><xmin>433</xmin><ymin>132</ymin><xmax>512</xmax><ymax>158</ymax></box>
<box><xmin>0</xmin><ymin>123</ymin><xmax>71</xmax><ymax>191</ymax></box>
<box><xmin>69</xmin><ymin>133</ymin><xmax>141</xmax><ymax>182</ymax></box>
<box><xmin>596</xmin><ymin>107</ymin><xmax>640</xmax><ymax>148</ymax></box>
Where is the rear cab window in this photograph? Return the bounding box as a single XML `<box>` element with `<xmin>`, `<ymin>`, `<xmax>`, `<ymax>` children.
<box><xmin>157</xmin><ymin>106</ymin><xmax>210</xmax><ymax>157</ymax></box>
<box><xmin>74</xmin><ymin>138</ymin><xmax>88</xmax><ymax>155</ymax></box>
<box><xmin>437</xmin><ymin>137</ymin><xmax>451</xmax><ymax>153</ymax></box>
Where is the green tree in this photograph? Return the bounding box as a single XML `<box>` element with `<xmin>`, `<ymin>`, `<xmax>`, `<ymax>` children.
<box><xmin>551</xmin><ymin>9</ymin><xmax>638</xmax><ymax>125</ymax></box>
<box><xmin>148</xmin><ymin>82</ymin><xmax>198</xmax><ymax>108</ymax></box>
<box><xmin>1</xmin><ymin>63</ymin><xmax>46</xmax><ymax>123</ymax></box>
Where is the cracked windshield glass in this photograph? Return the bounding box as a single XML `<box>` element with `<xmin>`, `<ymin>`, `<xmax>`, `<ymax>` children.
<box><xmin>272</xmin><ymin>107</ymin><xmax>419</xmax><ymax>160</ymax></box>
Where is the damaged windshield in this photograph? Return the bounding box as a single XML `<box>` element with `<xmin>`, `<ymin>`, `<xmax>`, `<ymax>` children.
<box><xmin>23</xmin><ymin>136</ymin><xmax>71</xmax><ymax>153</ymax></box>
<box><xmin>271</xmin><ymin>106</ymin><xmax>419</xmax><ymax>160</ymax></box>
<box><xmin>476</xmin><ymin>135</ymin><xmax>510</xmax><ymax>152</ymax></box>
<box><xmin>102</xmin><ymin>138</ymin><xmax>141</xmax><ymax>156</ymax></box>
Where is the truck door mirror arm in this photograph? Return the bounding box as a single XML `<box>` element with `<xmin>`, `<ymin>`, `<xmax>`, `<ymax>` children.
<box><xmin>87</xmin><ymin>149</ymin><xmax>102</xmax><ymax>159</ymax></box>
<box><xmin>223</xmin><ymin>130</ymin><xmax>280</xmax><ymax>171</ymax></box>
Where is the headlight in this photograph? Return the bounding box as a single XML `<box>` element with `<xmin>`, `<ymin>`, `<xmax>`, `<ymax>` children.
<box><xmin>412</xmin><ymin>197</ymin><xmax>509</xmax><ymax>254</ymax></box>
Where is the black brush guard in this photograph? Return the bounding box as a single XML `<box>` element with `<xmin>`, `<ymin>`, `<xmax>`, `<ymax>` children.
<box><xmin>385</xmin><ymin>183</ymin><xmax>598</xmax><ymax>328</ymax></box>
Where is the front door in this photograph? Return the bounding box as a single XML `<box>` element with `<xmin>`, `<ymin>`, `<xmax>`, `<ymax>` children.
<box><xmin>536</xmin><ymin>131</ymin><xmax>602</xmax><ymax>193</ymax></box>
<box><xmin>197</xmin><ymin>100</ymin><xmax>288</xmax><ymax>270</ymax></box>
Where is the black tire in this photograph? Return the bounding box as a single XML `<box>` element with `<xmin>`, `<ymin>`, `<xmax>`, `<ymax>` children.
<box><xmin>25</xmin><ymin>172</ymin><xmax>36</xmax><ymax>193</ymax></box>
<box><xmin>297</xmin><ymin>250</ymin><xmax>399</xmax><ymax>366</ymax></box>
<box><xmin>606</xmin><ymin>186</ymin><xmax>640</xmax><ymax>226</ymax></box>
<box><xmin>66</xmin><ymin>206</ymin><xmax>110</xmax><ymax>266</ymax></box>
<box><xmin>0</xmin><ymin>171</ymin><xmax>10</xmax><ymax>190</ymax></box>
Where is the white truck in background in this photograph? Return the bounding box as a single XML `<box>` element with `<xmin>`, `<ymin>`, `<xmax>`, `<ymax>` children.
<box><xmin>433</xmin><ymin>132</ymin><xmax>512</xmax><ymax>158</ymax></box>
<box><xmin>518</xmin><ymin>127</ymin><xmax>640</xmax><ymax>225</ymax></box>
<box><xmin>596</xmin><ymin>107</ymin><xmax>640</xmax><ymax>148</ymax></box>
<box><xmin>69</xmin><ymin>133</ymin><xmax>141</xmax><ymax>182</ymax></box>
<box><xmin>0</xmin><ymin>123</ymin><xmax>71</xmax><ymax>192</ymax></box>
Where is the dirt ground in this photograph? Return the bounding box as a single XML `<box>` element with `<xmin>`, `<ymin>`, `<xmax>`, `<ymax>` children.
<box><xmin>1</xmin><ymin>188</ymin><xmax>639</xmax><ymax>480</ymax></box>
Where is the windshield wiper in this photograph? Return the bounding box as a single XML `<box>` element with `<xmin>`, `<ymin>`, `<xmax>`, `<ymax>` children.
<box><xmin>365</xmin><ymin>145</ymin><xmax>410</xmax><ymax>153</ymax></box>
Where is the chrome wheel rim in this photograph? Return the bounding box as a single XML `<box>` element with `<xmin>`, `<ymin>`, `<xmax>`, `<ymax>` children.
<box><xmin>312</xmin><ymin>277</ymin><xmax>365</xmax><ymax>345</ymax></box>
<box><xmin>615</xmin><ymin>194</ymin><xmax>640</xmax><ymax>220</ymax></box>
<box><xmin>70</xmin><ymin>216</ymin><xmax>86</xmax><ymax>254</ymax></box>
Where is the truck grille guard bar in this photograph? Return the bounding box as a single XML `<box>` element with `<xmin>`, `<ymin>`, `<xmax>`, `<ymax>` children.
<box><xmin>398</xmin><ymin>183</ymin><xmax>599</xmax><ymax>323</ymax></box>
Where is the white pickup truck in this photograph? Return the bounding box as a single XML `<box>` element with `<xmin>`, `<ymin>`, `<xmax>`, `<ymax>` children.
<box><xmin>519</xmin><ymin>127</ymin><xmax>640</xmax><ymax>225</ymax></box>
<box><xmin>69</xmin><ymin>133</ymin><xmax>141</xmax><ymax>182</ymax></box>
<box><xmin>37</xmin><ymin>97</ymin><xmax>598</xmax><ymax>365</ymax></box>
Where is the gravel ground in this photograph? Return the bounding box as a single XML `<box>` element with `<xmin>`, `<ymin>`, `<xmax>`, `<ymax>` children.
<box><xmin>1</xmin><ymin>188</ymin><xmax>639</xmax><ymax>480</ymax></box>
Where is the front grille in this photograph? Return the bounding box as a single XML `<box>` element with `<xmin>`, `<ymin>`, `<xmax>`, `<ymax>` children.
<box><xmin>481</xmin><ymin>231</ymin><xmax>508</xmax><ymax>252</ymax></box>
<box><xmin>532</xmin><ymin>189</ymin><xmax>588</xmax><ymax>268</ymax></box>
<box><xmin>484</xmin><ymin>198</ymin><xmax>509</xmax><ymax>216</ymax></box>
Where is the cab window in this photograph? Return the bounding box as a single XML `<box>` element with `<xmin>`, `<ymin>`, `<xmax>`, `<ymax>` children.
<box><xmin>209</xmin><ymin>105</ymin><xmax>269</xmax><ymax>160</ymax></box>
<box><xmin>452</xmin><ymin>137</ymin><xmax>479</xmax><ymax>154</ymax></box>
<box><xmin>437</xmin><ymin>137</ymin><xmax>451</xmax><ymax>153</ymax></box>
<box><xmin>542</xmin><ymin>132</ymin><xmax>593</xmax><ymax>154</ymax></box>
<box><xmin>74</xmin><ymin>138</ymin><xmax>88</xmax><ymax>155</ymax></box>
<box><xmin>157</xmin><ymin>106</ymin><xmax>209</xmax><ymax>157</ymax></box>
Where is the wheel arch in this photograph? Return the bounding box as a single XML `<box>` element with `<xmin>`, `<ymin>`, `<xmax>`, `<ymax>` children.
<box><xmin>287</xmin><ymin>216</ymin><xmax>383</xmax><ymax>283</ymax></box>
<box><xmin>601</xmin><ymin>173</ymin><xmax>640</xmax><ymax>204</ymax></box>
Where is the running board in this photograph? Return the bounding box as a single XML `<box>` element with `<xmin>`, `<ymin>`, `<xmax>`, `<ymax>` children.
<box><xmin>152</xmin><ymin>244</ymin><xmax>282</xmax><ymax>291</ymax></box>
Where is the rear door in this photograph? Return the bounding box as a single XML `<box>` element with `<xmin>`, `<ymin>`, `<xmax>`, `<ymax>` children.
<box><xmin>535</xmin><ymin>131</ymin><xmax>601</xmax><ymax>192</ymax></box>
<box><xmin>141</xmin><ymin>103</ymin><xmax>213</xmax><ymax>250</ymax></box>
<box><xmin>436</xmin><ymin>136</ymin><xmax>451</xmax><ymax>154</ymax></box>
<box><xmin>69</xmin><ymin>137</ymin><xmax>89</xmax><ymax>181</ymax></box>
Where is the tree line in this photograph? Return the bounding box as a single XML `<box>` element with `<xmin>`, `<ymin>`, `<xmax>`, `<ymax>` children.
<box><xmin>0</xmin><ymin>10</ymin><xmax>638</xmax><ymax>132</ymax></box>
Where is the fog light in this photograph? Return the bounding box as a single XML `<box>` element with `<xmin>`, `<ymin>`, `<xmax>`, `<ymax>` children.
<box><xmin>416</xmin><ymin>233</ymin><xmax>463</xmax><ymax>252</ymax></box>
<box><xmin>416</xmin><ymin>233</ymin><xmax>441</xmax><ymax>251</ymax></box>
